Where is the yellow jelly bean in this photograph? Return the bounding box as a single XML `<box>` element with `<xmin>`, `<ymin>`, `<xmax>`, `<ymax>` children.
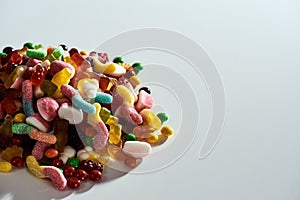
<box><xmin>80</xmin><ymin>50</ymin><xmax>88</xmax><ymax>55</ymax></box>
<box><xmin>116</xmin><ymin>85</ymin><xmax>134</xmax><ymax>106</ymax></box>
<box><xmin>140</xmin><ymin>109</ymin><xmax>162</xmax><ymax>130</ymax></box>
<box><xmin>13</xmin><ymin>113</ymin><xmax>26</xmax><ymax>123</ymax></box>
<box><xmin>150</xmin><ymin>134</ymin><xmax>168</xmax><ymax>147</ymax></box>
<box><xmin>0</xmin><ymin>161</ymin><xmax>12</xmax><ymax>173</ymax></box>
<box><xmin>77</xmin><ymin>78</ymin><xmax>99</xmax><ymax>99</ymax></box>
<box><xmin>161</xmin><ymin>125</ymin><xmax>174</xmax><ymax>137</ymax></box>
<box><xmin>26</xmin><ymin>155</ymin><xmax>46</xmax><ymax>178</ymax></box>
<box><xmin>146</xmin><ymin>132</ymin><xmax>159</xmax><ymax>143</ymax></box>
<box><xmin>51</xmin><ymin>68</ymin><xmax>72</xmax><ymax>98</ymax></box>
<box><xmin>87</xmin><ymin>103</ymin><xmax>102</xmax><ymax>126</ymax></box>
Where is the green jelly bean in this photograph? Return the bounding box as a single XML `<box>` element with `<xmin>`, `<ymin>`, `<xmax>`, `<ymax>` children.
<box><xmin>26</xmin><ymin>49</ymin><xmax>47</xmax><ymax>59</ymax></box>
<box><xmin>132</xmin><ymin>62</ymin><xmax>143</xmax><ymax>74</ymax></box>
<box><xmin>67</xmin><ymin>157</ymin><xmax>80</xmax><ymax>168</ymax></box>
<box><xmin>12</xmin><ymin>123</ymin><xmax>35</xmax><ymax>134</ymax></box>
<box><xmin>0</xmin><ymin>52</ymin><xmax>6</xmax><ymax>57</ymax></box>
<box><xmin>24</xmin><ymin>42</ymin><xmax>34</xmax><ymax>49</ymax></box>
<box><xmin>157</xmin><ymin>113</ymin><xmax>169</xmax><ymax>123</ymax></box>
<box><xmin>124</xmin><ymin>133</ymin><xmax>137</xmax><ymax>141</ymax></box>
<box><xmin>113</xmin><ymin>56</ymin><xmax>124</xmax><ymax>63</ymax></box>
<box><xmin>86</xmin><ymin>137</ymin><xmax>94</xmax><ymax>147</ymax></box>
<box><xmin>100</xmin><ymin>107</ymin><xmax>111</xmax><ymax>123</ymax></box>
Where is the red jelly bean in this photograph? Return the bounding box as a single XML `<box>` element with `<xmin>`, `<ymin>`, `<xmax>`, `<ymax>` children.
<box><xmin>10</xmin><ymin>156</ymin><xmax>24</xmax><ymax>167</ymax></box>
<box><xmin>11</xmin><ymin>137</ymin><xmax>22</xmax><ymax>147</ymax></box>
<box><xmin>67</xmin><ymin>177</ymin><xmax>81</xmax><ymax>189</ymax></box>
<box><xmin>51</xmin><ymin>158</ymin><xmax>64</xmax><ymax>168</ymax></box>
<box><xmin>63</xmin><ymin>165</ymin><xmax>76</xmax><ymax>178</ymax></box>
<box><xmin>74</xmin><ymin>169</ymin><xmax>89</xmax><ymax>181</ymax></box>
<box><xmin>89</xmin><ymin>170</ymin><xmax>102</xmax><ymax>182</ymax></box>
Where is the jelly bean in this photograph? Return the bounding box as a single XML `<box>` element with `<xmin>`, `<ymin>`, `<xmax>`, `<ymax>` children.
<box><xmin>45</xmin><ymin>148</ymin><xmax>59</xmax><ymax>159</ymax></box>
<box><xmin>161</xmin><ymin>125</ymin><xmax>174</xmax><ymax>137</ymax></box>
<box><xmin>1</xmin><ymin>145</ymin><xmax>23</xmax><ymax>162</ymax></box>
<box><xmin>24</xmin><ymin>42</ymin><xmax>34</xmax><ymax>49</ymax></box>
<box><xmin>145</xmin><ymin>132</ymin><xmax>159</xmax><ymax>143</ymax></box>
<box><xmin>10</xmin><ymin>156</ymin><xmax>24</xmax><ymax>167</ymax></box>
<box><xmin>53</xmin><ymin>118</ymin><xmax>69</xmax><ymax>152</ymax></box>
<box><xmin>67</xmin><ymin>157</ymin><xmax>80</xmax><ymax>168</ymax></box>
<box><xmin>51</xmin><ymin>68</ymin><xmax>72</xmax><ymax>98</ymax></box>
<box><xmin>0</xmin><ymin>52</ymin><xmax>6</xmax><ymax>57</ymax></box>
<box><xmin>113</xmin><ymin>56</ymin><xmax>124</xmax><ymax>63</ymax></box>
<box><xmin>67</xmin><ymin>177</ymin><xmax>81</xmax><ymax>188</ymax></box>
<box><xmin>139</xmin><ymin>86</ymin><xmax>151</xmax><ymax>94</ymax></box>
<box><xmin>37</xmin><ymin>97</ymin><xmax>59</xmax><ymax>121</ymax></box>
<box><xmin>51</xmin><ymin>158</ymin><xmax>64</xmax><ymax>168</ymax></box>
<box><xmin>26</xmin><ymin>113</ymin><xmax>52</xmax><ymax>132</ymax></box>
<box><xmin>22</xmin><ymin>80</ymin><xmax>34</xmax><ymax>116</ymax></box>
<box><xmin>42</xmin><ymin>166</ymin><xmax>67</xmax><ymax>190</ymax></box>
<box><xmin>89</xmin><ymin>170</ymin><xmax>102</xmax><ymax>182</ymax></box>
<box><xmin>157</xmin><ymin>112</ymin><xmax>169</xmax><ymax>124</ymax></box>
<box><xmin>58</xmin><ymin>102</ymin><xmax>83</xmax><ymax>124</ymax></box>
<box><xmin>77</xmin><ymin>78</ymin><xmax>99</xmax><ymax>99</ymax></box>
<box><xmin>150</xmin><ymin>134</ymin><xmax>168</xmax><ymax>147</ymax></box>
<box><xmin>32</xmin><ymin>141</ymin><xmax>51</xmax><ymax>160</ymax></box>
<box><xmin>135</xmin><ymin>90</ymin><xmax>154</xmax><ymax>112</ymax></box>
<box><xmin>91</xmin><ymin>92</ymin><xmax>113</xmax><ymax>104</ymax></box>
<box><xmin>0</xmin><ymin>161</ymin><xmax>12</xmax><ymax>172</ymax></box>
<box><xmin>61</xmin><ymin>84</ymin><xmax>95</xmax><ymax>114</ymax></box>
<box><xmin>132</xmin><ymin>62</ymin><xmax>143</xmax><ymax>74</ymax></box>
<box><xmin>26</xmin><ymin>49</ymin><xmax>47</xmax><ymax>59</ymax></box>
<box><xmin>124</xmin><ymin>133</ymin><xmax>137</xmax><ymax>141</ymax></box>
<box><xmin>122</xmin><ymin>141</ymin><xmax>151</xmax><ymax>158</ymax></box>
<box><xmin>59</xmin><ymin>44</ymin><xmax>68</xmax><ymax>51</ymax></box>
<box><xmin>26</xmin><ymin>155</ymin><xmax>46</xmax><ymax>178</ymax></box>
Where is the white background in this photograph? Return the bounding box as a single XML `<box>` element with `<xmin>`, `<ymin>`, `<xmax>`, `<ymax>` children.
<box><xmin>1</xmin><ymin>0</ymin><xmax>300</xmax><ymax>199</ymax></box>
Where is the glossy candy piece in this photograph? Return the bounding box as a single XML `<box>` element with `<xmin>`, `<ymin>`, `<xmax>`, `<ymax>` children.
<box><xmin>30</xmin><ymin>62</ymin><xmax>48</xmax><ymax>86</ymax></box>
<box><xmin>161</xmin><ymin>125</ymin><xmax>174</xmax><ymax>137</ymax></box>
<box><xmin>26</xmin><ymin>49</ymin><xmax>47</xmax><ymax>59</ymax></box>
<box><xmin>1</xmin><ymin>145</ymin><xmax>23</xmax><ymax>162</ymax></box>
<box><xmin>40</xmin><ymin>80</ymin><xmax>58</xmax><ymax>97</ymax></box>
<box><xmin>140</xmin><ymin>109</ymin><xmax>162</xmax><ymax>130</ymax></box>
<box><xmin>47</xmin><ymin>46</ymin><xmax>64</xmax><ymax>62</ymax></box>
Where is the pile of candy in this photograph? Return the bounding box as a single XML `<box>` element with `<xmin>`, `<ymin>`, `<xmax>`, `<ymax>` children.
<box><xmin>0</xmin><ymin>43</ymin><xmax>174</xmax><ymax>190</ymax></box>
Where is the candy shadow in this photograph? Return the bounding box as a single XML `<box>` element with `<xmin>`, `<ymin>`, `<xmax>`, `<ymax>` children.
<box><xmin>0</xmin><ymin>167</ymin><xmax>127</xmax><ymax>200</ymax></box>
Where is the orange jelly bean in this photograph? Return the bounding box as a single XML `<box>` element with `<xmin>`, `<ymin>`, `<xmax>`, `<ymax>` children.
<box><xmin>45</xmin><ymin>148</ymin><xmax>59</xmax><ymax>158</ymax></box>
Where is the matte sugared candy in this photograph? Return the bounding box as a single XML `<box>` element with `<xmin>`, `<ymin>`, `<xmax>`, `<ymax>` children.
<box><xmin>37</xmin><ymin>97</ymin><xmax>59</xmax><ymax>121</ymax></box>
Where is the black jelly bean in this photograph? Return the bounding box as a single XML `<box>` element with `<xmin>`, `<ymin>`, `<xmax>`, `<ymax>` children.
<box><xmin>139</xmin><ymin>87</ymin><xmax>151</xmax><ymax>94</ymax></box>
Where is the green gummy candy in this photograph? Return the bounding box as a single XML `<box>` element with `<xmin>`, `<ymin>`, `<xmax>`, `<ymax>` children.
<box><xmin>24</xmin><ymin>42</ymin><xmax>34</xmax><ymax>49</ymax></box>
<box><xmin>113</xmin><ymin>56</ymin><xmax>124</xmax><ymax>63</ymax></box>
<box><xmin>0</xmin><ymin>52</ymin><xmax>7</xmax><ymax>57</ymax></box>
<box><xmin>100</xmin><ymin>107</ymin><xmax>111</xmax><ymax>123</ymax></box>
<box><xmin>40</xmin><ymin>80</ymin><xmax>58</xmax><ymax>97</ymax></box>
<box><xmin>26</xmin><ymin>49</ymin><xmax>47</xmax><ymax>59</ymax></box>
<box><xmin>12</xmin><ymin>123</ymin><xmax>35</xmax><ymax>134</ymax></box>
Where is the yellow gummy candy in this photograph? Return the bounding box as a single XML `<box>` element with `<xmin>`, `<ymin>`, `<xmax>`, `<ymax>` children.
<box><xmin>87</xmin><ymin>103</ymin><xmax>102</xmax><ymax>126</ymax></box>
<box><xmin>1</xmin><ymin>145</ymin><xmax>23</xmax><ymax>162</ymax></box>
<box><xmin>129</xmin><ymin>75</ymin><xmax>141</xmax><ymax>88</ymax></box>
<box><xmin>146</xmin><ymin>132</ymin><xmax>159</xmax><ymax>143</ymax></box>
<box><xmin>0</xmin><ymin>161</ymin><xmax>12</xmax><ymax>173</ymax></box>
<box><xmin>108</xmin><ymin>123</ymin><xmax>122</xmax><ymax>145</ymax></box>
<box><xmin>140</xmin><ymin>109</ymin><xmax>162</xmax><ymax>130</ymax></box>
<box><xmin>51</xmin><ymin>68</ymin><xmax>72</xmax><ymax>98</ymax></box>
<box><xmin>26</xmin><ymin>155</ymin><xmax>46</xmax><ymax>178</ymax></box>
<box><xmin>93</xmin><ymin>59</ymin><xmax>116</xmax><ymax>74</ymax></box>
<box><xmin>116</xmin><ymin>85</ymin><xmax>134</xmax><ymax>106</ymax></box>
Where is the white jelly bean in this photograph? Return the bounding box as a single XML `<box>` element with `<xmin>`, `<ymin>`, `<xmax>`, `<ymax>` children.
<box><xmin>123</xmin><ymin>141</ymin><xmax>152</xmax><ymax>158</ymax></box>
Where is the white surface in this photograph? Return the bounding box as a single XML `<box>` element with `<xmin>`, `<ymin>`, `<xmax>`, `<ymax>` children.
<box><xmin>1</xmin><ymin>0</ymin><xmax>300</xmax><ymax>200</ymax></box>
